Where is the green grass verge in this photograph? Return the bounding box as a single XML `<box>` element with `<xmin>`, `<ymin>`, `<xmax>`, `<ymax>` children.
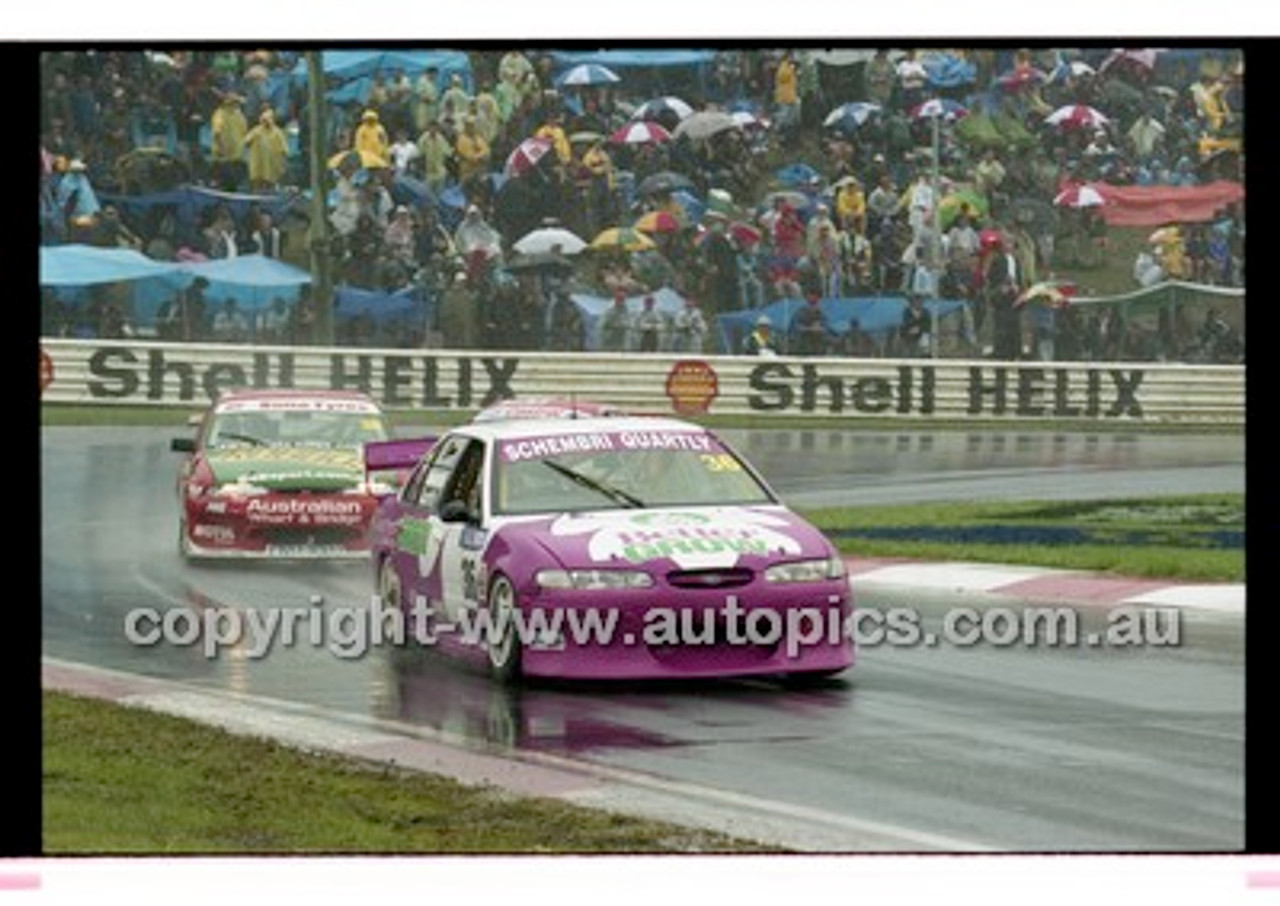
<box><xmin>801</xmin><ymin>494</ymin><xmax>1244</xmax><ymax>583</ymax></box>
<box><xmin>43</xmin><ymin>690</ymin><xmax>774</xmax><ymax>854</ymax></box>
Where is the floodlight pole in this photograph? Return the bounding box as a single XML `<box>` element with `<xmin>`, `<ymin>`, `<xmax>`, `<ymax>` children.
<box><xmin>306</xmin><ymin>50</ymin><xmax>335</xmax><ymax>347</ymax></box>
<box><xmin>930</xmin><ymin>113</ymin><xmax>941</xmax><ymax>357</ymax></box>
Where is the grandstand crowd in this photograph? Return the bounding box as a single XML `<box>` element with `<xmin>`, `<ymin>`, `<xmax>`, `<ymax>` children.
<box><xmin>38</xmin><ymin>47</ymin><xmax>1245</xmax><ymax>362</ymax></box>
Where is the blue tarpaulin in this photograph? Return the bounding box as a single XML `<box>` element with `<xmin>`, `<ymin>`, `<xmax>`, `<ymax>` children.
<box><xmin>716</xmin><ymin>296</ymin><xmax>969</xmax><ymax>354</ymax></box>
<box><xmin>923</xmin><ymin>53</ymin><xmax>978</xmax><ymax>88</ymax></box>
<box><xmin>548</xmin><ymin>50</ymin><xmax>716</xmax><ymax>70</ymax></box>
<box><xmin>40</xmin><ymin>244</ymin><xmax>179</xmax><ymax>286</ymax></box>
<box><xmin>290</xmin><ymin>50</ymin><xmax>474</xmax><ymax>98</ymax></box>
<box><xmin>569</xmin><ymin>287</ymin><xmax>687</xmax><ymax>351</ymax></box>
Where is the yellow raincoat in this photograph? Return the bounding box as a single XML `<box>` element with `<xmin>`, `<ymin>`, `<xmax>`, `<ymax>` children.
<box><xmin>210</xmin><ymin>98</ymin><xmax>248</xmax><ymax>164</ymax></box>
<box><xmin>243</xmin><ymin>111</ymin><xmax>289</xmax><ymax>190</ymax></box>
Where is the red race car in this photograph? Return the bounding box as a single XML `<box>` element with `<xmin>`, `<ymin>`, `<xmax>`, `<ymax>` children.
<box><xmin>170</xmin><ymin>389</ymin><xmax>396</xmax><ymax>560</ymax></box>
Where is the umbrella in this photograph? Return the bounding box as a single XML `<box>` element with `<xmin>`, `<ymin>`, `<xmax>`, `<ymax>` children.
<box><xmin>672</xmin><ymin>110</ymin><xmax>739</xmax><ymax>141</ymax></box>
<box><xmin>609</xmin><ymin>121</ymin><xmax>671</xmax><ymax>146</ymax></box>
<box><xmin>504</xmin><ymin>251</ymin><xmax>575</xmax><ymax>275</ymax></box>
<box><xmin>637</xmin><ymin>170</ymin><xmax>695</xmax><ymax>196</ymax></box>
<box><xmin>569</xmin><ymin>131</ymin><xmax>604</xmax><ymax>145</ymax></box>
<box><xmin>762</xmin><ymin>189</ymin><xmax>812</xmax><ymax>211</ymax></box>
<box><xmin>997</xmin><ymin>66</ymin><xmax>1049</xmax><ymax>92</ymax></box>
<box><xmin>389</xmin><ymin>173</ymin><xmax>437</xmax><ymax>209</ymax></box>
<box><xmin>1053</xmin><ymin>184</ymin><xmax>1107</xmax><ymax>208</ymax></box>
<box><xmin>1099</xmin><ymin>48</ymin><xmax>1162</xmax><ymax>76</ymax></box>
<box><xmin>910</xmin><ymin>98</ymin><xmax>968</xmax><ymax>121</ymax></box>
<box><xmin>555</xmin><ymin>63</ymin><xmax>621</xmax><ymax>88</ymax></box>
<box><xmin>731</xmin><ymin>110</ymin><xmax>768</xmax><ymax>130</ymax></box>
<box><xmin>938</xmin><ymin>188</ymin><xmax>989</xmax><ymax>229</ymax></box>
<box><xmin>1015</xmin><ymin>280</ymin><xmax>1078</xmax><ymax>309</ymax></box>
<box><xmin>504</xmin><ymin>136</ymin><xmax>555</xmax><ymax>178</ymax></box>
<box><xmin>589</xmin><ymin>226</ymin><xmax>656</xmax><ymax>252</ymax></box>
<box><xmin>513</xmin><ymin>225</ymin><xmax>587</xmax><ymax>256</ymax></box>
<box><xmin>774</xmin><ymin>162</ymin><xmax>822</xmax><ymax>188</ymax></box>
<box><xmin>1045</xmin><ymin>104</ymin><xmax>1110</xmax><ymax>129</ymax></box>
<box><xmin>823</xmin><ymin>101</ymin><xmax>881</xmax><ymax>131</ymax></box>
<box><xmin>328</xmin><ymin>148</ymin><xmax>387</xmax><ymax>170</ymax></box>
<box><xmin>633</xmin><ymin>210</ymin><xmax>683</xmax><ymax>235</ymax></box>
<box><xmin>701</xmin><ymin>220</ymin><xmax>764</xmax><ymax>248</ymax></box>
<box><xmin>631</xmin><ymin>96</ymin><xmax>694</xmax><ymax>122</ymax></box>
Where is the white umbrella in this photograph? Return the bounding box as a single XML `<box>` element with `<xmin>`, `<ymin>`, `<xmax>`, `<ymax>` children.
<box><xmin>555</xmin><ymin>63</ymin><xmax>621</xmax><ymax>88</ymax></box>
<box><xmin>609</xmin><ymin>121</ymin><xmax>672</xmax><ymax>145</ymax></box>
<box><xmin>672</xmin><ymin>110</ymin><xmax>739</xmax><ymax>141</ymax></box>
<box><xmin>513</xmin><ymin>225</ymin><xmax>587</xmax><ymax>256</ymax></box>
<box><xmin>1045</xmin><ymin>104</ymin><xmax>1110</xmax><ymax>129</ymax></box>
<box><xmin>631</xmin><ymin>96</ymin><xmax>694</xmax><ymax>121</ymax></box>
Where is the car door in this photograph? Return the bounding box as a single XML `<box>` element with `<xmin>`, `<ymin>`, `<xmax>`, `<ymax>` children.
<box><xmin>433</xmin><ymin>438</ymin><xmax>490</xmax><ymax>624</ymax></box>
<box><xmin>392</xmin><ymin>434</ymin><xmax>487</xmax><ymax>625</ymax></box>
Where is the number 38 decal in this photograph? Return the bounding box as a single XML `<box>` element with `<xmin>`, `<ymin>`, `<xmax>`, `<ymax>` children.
<box><xmin>699</xmin><ymin>454</ymin><xmax>742</xmax><ymax>472</ymax></box>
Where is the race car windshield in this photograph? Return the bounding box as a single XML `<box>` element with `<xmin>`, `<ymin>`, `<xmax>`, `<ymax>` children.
<box><xmin>493</xmin><ymin>442</ymin><xmax>774</xmax><ymax>516</ymax></box>
<box><xmin>207</xmin><ymin>410</ymin><xmax>390</xmax><ymax>449</ymax></box>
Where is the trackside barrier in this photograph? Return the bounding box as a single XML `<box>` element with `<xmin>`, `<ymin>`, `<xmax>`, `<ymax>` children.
<box><xmin>39</xmin><ymin>339</ymin><xmax>1245</xmax><ymax>427</ymax></box>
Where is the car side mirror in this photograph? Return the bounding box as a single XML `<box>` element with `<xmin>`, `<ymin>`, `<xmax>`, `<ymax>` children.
<box><xmin>171</xmin><ymin>438</ymin><xmax>196</xmax><ymax>453</ymax></box>
<box><xmin>438</xmin><ymin>499</ymin><xmax>474</xmax><ymax>524</ymax></box>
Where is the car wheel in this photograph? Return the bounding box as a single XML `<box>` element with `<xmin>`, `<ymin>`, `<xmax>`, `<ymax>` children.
<box><xmin>485</xmin><ymin>574</ymin><xmax>522</xmax><ymax>684</ymax></box>
<box><xmin>378</xmin><ymin>557</ymin><xmax>417</xmax><ymax>663</ymax></box>
<box><xmin>378</xmin><ymin>555</ymin><xmax>404</xmax><ymax>613</ymax></box>
<box><xmin>177</xmin><ymin>518</ymin><xmax>194</xmax><ymax>561</ymax></box>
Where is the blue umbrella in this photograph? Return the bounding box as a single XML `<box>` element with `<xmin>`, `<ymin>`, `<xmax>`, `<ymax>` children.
<box><xmin>823</xmin><ymin>102</ymin><xmax>881</xmax><ymax>132</ymax></box>
<box><xmin>774</xmin><ymin>162</ymin><xmax>822</xmax><ymax>188</ymax></box>
<box><xmin>555</xmin><ymin>63</ymin><xmax>621</xmax><ymax>87</ymax></box>
<box><xmin>390</xmin><ymin>173</ymin><xmax>437</xmax><ymax>210</ymax></box>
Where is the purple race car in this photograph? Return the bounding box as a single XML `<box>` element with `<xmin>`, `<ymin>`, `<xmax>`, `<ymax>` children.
<box><xmin>366</xmin><ymin>415</ymin><xmax>854</xmax><ymax>683</ymax></box>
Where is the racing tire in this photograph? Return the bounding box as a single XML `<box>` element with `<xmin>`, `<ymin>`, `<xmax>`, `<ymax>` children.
<box><xmin>484</xmin><ymin>574</ymin><xmax>523</xmax><ymax>685</ymax></box>
<box><xmin>379</xmin><ymin>557</ymin><xmax>419</xmax><ymax>666</ymax></box>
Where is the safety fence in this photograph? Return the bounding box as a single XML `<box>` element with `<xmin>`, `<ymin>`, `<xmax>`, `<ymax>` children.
<box><xmin>39</xmin><ymin>339</ymin><xmax>1245</xmax><ymax>427</ymax></box>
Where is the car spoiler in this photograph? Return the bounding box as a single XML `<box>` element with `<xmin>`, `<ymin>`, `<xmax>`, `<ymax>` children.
<box><xmin>364</xmin><ymin>436</ymin><xmax>436</xmax><ymax>475</ymax></box>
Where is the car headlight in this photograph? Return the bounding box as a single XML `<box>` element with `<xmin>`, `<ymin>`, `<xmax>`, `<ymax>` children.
<box><xmin>764</xmin><ymin>557</ymin><xmax>846</xmax><ymax>583</ymax></box>
<box><xmin>535</xmin><ymin>569</ymin><xmax>655</xmax><ymax>590</ymax></box>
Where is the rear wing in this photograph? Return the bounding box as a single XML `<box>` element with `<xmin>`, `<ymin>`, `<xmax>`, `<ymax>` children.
<box><xmin>364</xmin><ymin>436</ymin><xmax>437</xmax><ymax>475</ymax></box>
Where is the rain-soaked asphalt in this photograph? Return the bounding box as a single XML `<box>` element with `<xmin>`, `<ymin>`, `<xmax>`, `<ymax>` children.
<box><xmin>40</xmin><ymin>425</ymin><xmax>1245</xmax><ymax>851</ymax></box>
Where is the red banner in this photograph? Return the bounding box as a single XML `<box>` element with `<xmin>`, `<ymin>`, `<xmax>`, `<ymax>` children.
<box><xmin>1091</xmin><ymin>180</ymin><xmax>1244</xmax><ymax>227</ymax></box>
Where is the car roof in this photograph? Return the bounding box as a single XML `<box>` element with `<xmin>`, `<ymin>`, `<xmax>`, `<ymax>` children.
<box><xmin>455</xmin><ymin>414</ymin><xmax>707</xmax><ymax>442</ymax></box>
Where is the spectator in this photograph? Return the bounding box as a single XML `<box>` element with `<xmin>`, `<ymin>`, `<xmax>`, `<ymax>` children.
<box><xmin>209</xmin><ymin>92</ymin><xmax>248</xmax><ymax>191</ymax></box>
<box><xmin>599</xmin><ymin>290</ymin><xmax>631</xmax><ymax>351</ymax></box>
<box><xmin>790</xmin><ymin>293</ymin><xmax>832</xmax><ymax>355</ymax></box>
<box><xmin>633</xmin><ymin>295</ymin><xmax>665</xmax><ymax>352</ymax></box>
<box><xmin>417</xmin><ymin>119</ymin><xmax>453</xmax><ymax>192</ymax></box>
<box><xmin>897</xmin><ymin>293</ymin><xmax>930</xmax><ymax>357</ymax></box>
<box><xmin>671</xmin><ymin>294</ymin><xmax>709</xmax><ymax>353</ymax></box>
<box><xmin>256</xmin><ymin>297</ymin><xmax>291</xmax><ymax>343</ymax></box>
<box><xmin>211</xmin><ymin>298</ymin><xmax>250</xmax><ymax>342</ymax></box>
<box><xmin>742</xmin><ymin>314</ymin><xmax>777</xmax><ymax>356</ymax></box>
<box><xmin>242</xmin><ymin>107</ymin><xmax>289</xmax><ymax>193</ymax></box>
<box><xmin>243</xmin><ymin>208</ymin><xmax>283</xmax><ymax>258</ymax></box>
<box><xmin>354</xmin><ymin>108</ymin><xmax>390</xmax><ymax>167</ymax></box>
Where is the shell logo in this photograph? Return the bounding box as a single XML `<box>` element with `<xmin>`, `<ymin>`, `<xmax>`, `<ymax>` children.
<box><xmin>39</xmin><ymin>348</ymin><xmax>54</xmax><ymax>396</ymax></box>
<box><xmin>665</xmin><ymin>360</ymin><xmax>718</xmax><ymax>416</ymax></box>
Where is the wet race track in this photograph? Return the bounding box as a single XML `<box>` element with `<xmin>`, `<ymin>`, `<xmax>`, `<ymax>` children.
<box><xmin>41</xmin><ymin>425</ymin><xmax>1245</xmax><ymax>851</ymax></box>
